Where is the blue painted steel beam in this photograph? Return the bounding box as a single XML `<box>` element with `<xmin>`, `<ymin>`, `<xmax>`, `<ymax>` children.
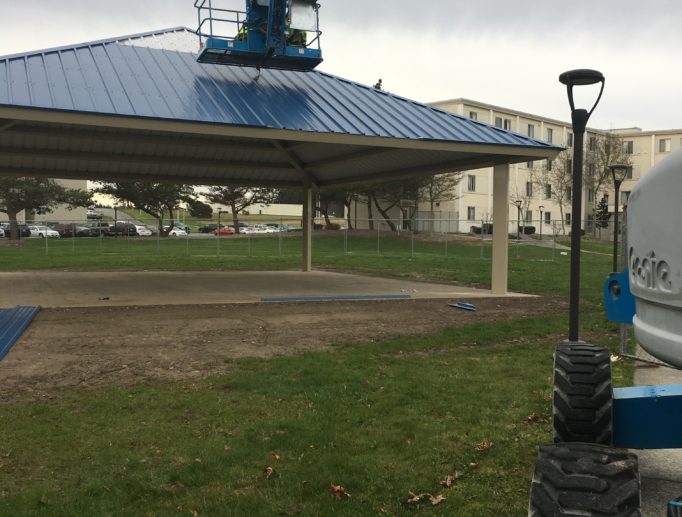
<box><xmin>261</xmin><ymin>294</ymin><xmax>411</xmax><ymax>303</ymax></box>
<box><xmin>0</xmin><ymin>306</ymin><xmax>41</xmax><ymax>360</ymax></box>
<box><xmin>613</xmin><ymin>384</ymin><xmax>682</xmax><ymax>449</ymax></box>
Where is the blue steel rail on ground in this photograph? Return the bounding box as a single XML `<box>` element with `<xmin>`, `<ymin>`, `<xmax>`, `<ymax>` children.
<box><xmin>0</xmin><ymin>306</ymin><xmax>41</xmax><ymax>360</ymax></box>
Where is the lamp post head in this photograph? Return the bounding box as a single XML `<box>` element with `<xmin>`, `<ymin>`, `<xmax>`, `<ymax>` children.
<box><xmin>609</xmin><ymin>163</ymin><xmax>630</xmax><ymax>187</ymax></box>
<box><xmin>559</xmin><ymin>69</ymin><xmax>605</xmax><ymax>126</ymax></box>
<box><xmin>539</xmin><ymin>205</ymin><xmax>545</xmax><ymax>212</ymax></box>
<box><xmin>515</xmin><ymin>200</ymin><xmax>522</xmax><ymax>208</ymax></box>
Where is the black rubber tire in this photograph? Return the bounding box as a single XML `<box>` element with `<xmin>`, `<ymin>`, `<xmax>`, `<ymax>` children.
<box><xmin>529</xmin><ymin>442</ymin><xmax>641</xmax><ymax>516</ymax></box>
<box><xmin>553</xmin><ymin>343</ymin><xmax>613</xmax><ymax>445</ymax></box>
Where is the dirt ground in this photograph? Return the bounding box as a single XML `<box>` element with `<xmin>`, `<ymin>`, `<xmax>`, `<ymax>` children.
<box><xmin>0</xmin><ymin>297</ymin><xmax>564</xmax><ymax>402</ymax></box>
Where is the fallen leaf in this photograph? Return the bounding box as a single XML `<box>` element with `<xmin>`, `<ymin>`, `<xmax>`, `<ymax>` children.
<box><xmin>384</xmin><ymin>463</ymin><xmax>395</xmax><ymax>471</ymax></box>
<box><xmin>287</xmin><ymin>505</ymin><xmax>302</xmax><ymax>515</ymax></box>
<box><xmin>430</xmin><ymin>494</ymin><xmax>446</xmax><ymax>506</ymax></box>
<box><xmin>527</xmin><ymin>412</ymin><xmax>542</xmax><ymax>423</ymax></box>
<box><xmin>440</xmin><ymin>471</ymin><xmax>460</xmax><ymax>488</ymax></box>
<box><xmin>329</xmin><ymin>484</ymin><xmax>351</xmax><ymax>500</ymax></box>
<box><xmin>468</xmin><ymin>462</ymin><xmax>478</xmax><ymax>469</ymax></box>
<box><xmin>264</xmin><ymin>466</ymin><xmax>274</xmax><ymax>479</ymax></box>
<box><xmin>272</xmin><ymin>452</ymin><xmax>281</xmax><ymax>461</ymax></box>
<box><xmin>474</xmin><ymin>440</ymin><xmax>494</xmax><ymax>452</ymax></box>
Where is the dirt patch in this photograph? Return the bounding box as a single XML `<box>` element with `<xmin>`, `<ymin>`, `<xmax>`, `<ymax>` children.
<box><xmin>0</xmin><ymin>297</ymin><xmax>564</xmax><ymax>402</ymax></box>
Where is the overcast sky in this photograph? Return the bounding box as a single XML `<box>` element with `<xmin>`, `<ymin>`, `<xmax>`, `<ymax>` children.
<box><xmin>1</xmin><ymin>0</ymin><xmax>681</xmax><ymax>131</ymax></box>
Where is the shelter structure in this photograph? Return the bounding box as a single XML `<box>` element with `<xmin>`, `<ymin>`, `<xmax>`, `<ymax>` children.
<box><xmin>0</xmin><ymin>28</ymin><xmax>562</xmax><ymax>294</ymax></box>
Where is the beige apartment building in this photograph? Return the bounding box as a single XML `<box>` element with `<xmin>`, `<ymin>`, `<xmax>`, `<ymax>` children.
<box><xmin>426</xmin><ymin>98</ymin><xmax>602</xmax><ymax>235</ymax></box>
<box><xmin>0</xmin><ymin>179</ymin><xmax>88</xmax><ymax>224</ymax></box>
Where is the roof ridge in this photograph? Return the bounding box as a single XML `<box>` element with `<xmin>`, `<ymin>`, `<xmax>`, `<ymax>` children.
<box><xmin>0</xmin><ymin>26</ymin><xmax>194</xmax><ymax>61</ymax></box>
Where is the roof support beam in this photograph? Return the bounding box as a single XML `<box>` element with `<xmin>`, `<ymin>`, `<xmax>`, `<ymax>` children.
<box><xmin>0</xmin><ymin>168</ymin><xmax>302</xmax><ymax>188</ymax></box>
<box><xmin>306</xmin><ymin>148</ymin><xmax>396</xmax><ymax>170</ymax></box>
<box><xmin>0</xmin><ymin>146</ymin><xmax>294</xmax><ymax>173</ymax></box>
<box><xmin>2</xmin><ymin>125</ymin><xmax>277</xmax><ymax>153</ymax></box>
<box><xmin>318</xmin><ymin>156</ymin><xmax>511</xmax><ymax>188</ymax></box>
<box><xmin>0</xmin><ymin>120</ymin><xmax>17</xmax><ymax>132</ymax></box>
<box><xmin>272</xmin><ymin>141</ymin><xmax>319</xmax><ymax>189</ymax></box>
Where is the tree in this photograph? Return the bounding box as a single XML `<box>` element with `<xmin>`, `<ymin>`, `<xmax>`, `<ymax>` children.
<box><xmin>585</xmin><ymin>131</ymin><xmax>632</xmax><ymax>219</ymax></box>
<box><xmin>595</xmin><ymin>195</ymin><xmax>611</xmax><ymax>239</ymax></box>
<box><xmin>419</xmin><ymin>173</ymin><xmax>462</xmax><ymax>212</ymax></box>
<box><xmin>204</xmin><ymin>186</ymin><xmax>277</xmax><ymax>234</ymax></box>
<box><xmin>371</xmin><ymin>178</ymin><xmax>423</xmax><ymax>231</ymax></box>
<box><xmin>188</xmin><ymin>198</ymin><xmax>213</xmax><ymax>219</ymax></box>
<box><xmin>541</xmin><ymin>151</ymin><xmax>573</xmax><ymax>235</ymax></box>
<box><xmin>0</xmin><ymin>177</ymin><xmax>91</xmax><ymax>240</ymax></box>
<box><xmin>95</xmin><ymin>182</ymin><xmax>195</xmax><ymax>236</ymax></box>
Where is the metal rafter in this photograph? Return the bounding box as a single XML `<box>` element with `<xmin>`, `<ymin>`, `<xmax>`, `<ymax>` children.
<box><xmin>0</xmin><ymin>120</ymin><xmax>17</xmax><ymax>132</ymax></box>
<box><xmin>0</xmin><ymin>167</ymin><xmax>302</xmax><ymax>188</ymax></box>
<box><xmin>0</xmin><ymin>146</ymin><xmax>294</xmax><ymax>173</ymax></box>
<box><xmin>272</xmin><ymin>141</ymin><xmax>320</xmax><ymax>189</ymax></box>
<box><xmin>306</xmin><ymin>148</ymin><xmax>396</xmax><ymax>170</ymax></box>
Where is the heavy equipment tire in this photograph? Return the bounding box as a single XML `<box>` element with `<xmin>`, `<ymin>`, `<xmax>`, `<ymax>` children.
<box><xmin>553</xmin><ymin>343</ymin><xmax>613</xmax><ymax>444</ymax></box>
<box><xmin>529</xmin><ymin>442</ymin><xmax>641</xmax><ymax>516</ymax></box>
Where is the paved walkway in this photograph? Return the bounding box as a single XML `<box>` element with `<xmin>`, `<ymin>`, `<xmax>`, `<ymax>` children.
<box><xmin>635</xmin><ymin>359</ymin><xmax>682</xmax><ymax>515</ymax></box>
<box><xmin>0</xmin><ymin>270</ymin><xmax>529</xmax><ymax>308</ymax></box>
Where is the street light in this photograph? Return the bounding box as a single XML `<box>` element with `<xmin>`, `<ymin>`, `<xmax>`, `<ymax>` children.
<box><xmin>514</xmin><ymin>200</ymin><xmax>522</xmax><ymax>241</ymax></box>
<box><xmin>539</xmin><ymin>205</ymin><xmax>545</xmax><ymax>240</ymax></box>
<box><xmin>609</xmin><ymin>164</ymin><xmax>630</xmax><ymax>273</ymax></box>
<box><xmin>559</xmin><ymin>68</ymin><xmax>605</xmax><ymax>342</ymax></box>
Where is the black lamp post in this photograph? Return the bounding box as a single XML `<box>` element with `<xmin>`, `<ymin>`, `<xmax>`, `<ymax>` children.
<box><xmin>559</xmin><ymin>69</ymin><xmax>605</xmax><ymax>342</ymax></box>
<box><xmin>609</xmin><ymin>164</ymin><xmax>630</xmax><ymax>273</ymax></box>
<box><xmin>539</xmin><ymin>205</ymin><xmax>545</xmax><ymax>240</ymax></box>
<box><xmin>514</xmin><ymin>200</ymin><xmax>522</xmax><ymax>241</ymax></box>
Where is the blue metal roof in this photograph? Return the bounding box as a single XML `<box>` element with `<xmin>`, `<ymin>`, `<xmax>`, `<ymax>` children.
<box><xmin>0</xmin><ymin>28</ymin><xmax>560</xmax><ymax>152</ymax></box>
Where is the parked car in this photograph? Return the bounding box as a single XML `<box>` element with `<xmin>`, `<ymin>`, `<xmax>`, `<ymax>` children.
<box><xmin>173</xmin><ymin>222</ymin><xmax>191</xmax><ymax>234</ymax></box>
<box><xmin>198</xmin><ymin>223</ymin><xmax>223</xmax><ymax>233</ymax></box>
<box><xmin>86</xmin><ymin>209</ymin><xmax>103</xmax><ymax>220</ymax></box>
<box><xmin>28</xmin><ymin>225</ymin><xmax>60</xmax><ymax>238</ymax></box>
<box><xmin>167</xmin><ymin>227</ymin><xmax>188</xmax><ymax>237</ymax></box>
<box><xmin>108</xmin><ymin>223</ymin><xmax>138</xmax><ymax>236</ymax></box>
<box><xmin>213</xmin><ymin>227</ymin><xmax>235</xmax><ymax>236</ymax></box>
<box><xmin>134</xmin><ymin>225</ymin><xmax>153</xmax><ymax>237</ymax></box>
<box><xmin>0</xmin><ymin>227</ymin><xmax>4</xmax><ymax>238</ymax></box>
<box><xmin>50</xmin><ymin>224</ymin><xmax>94</xmax><ymax>237</ymax></box>
<box><xmin>87</xmin><ymin>222</ymin><xmax>113</xmax><ymax>236</ymax></box>
<box><xmin>3</xmin><ymin>224</ymin><xmax>32</xmax><ymax>238</ymax></box>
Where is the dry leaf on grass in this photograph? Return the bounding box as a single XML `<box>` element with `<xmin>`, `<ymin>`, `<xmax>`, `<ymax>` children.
<box><xmin>271</xmin><ymin>452</ymin><xmax>281</xmax><ymax>461</ymax></box>
<box><xmin>440</xmin><ymin>471</ymin><xmax>460</xmax><ymax>488</ymax></box>
<box><xmin>527</xmin><ymin>412</ymin><xmax>544</xmax><ymax>423</ymax></box>
<box><xmin>263</xmin><ymin>466</ymin><xmax>274</xmax><ymax>479</ymax></box>
<box><xmin>474</xmin><ymin>440</ymin><xmax>494</xmax><ymax>452</ymax></box>
<box><xmin>468</xmin><ymin>462</ymin><xmax>478</xmax><ymax>469</ymax></box>
<box><xmin>329</xmin><ymin>484</ymin><xmax>351</xmax><ymax>500</ymax></box>
<box><xmin>430</xmin><ymin>494</ymin><xmax>446</xmax><ymax>506</ymax></box>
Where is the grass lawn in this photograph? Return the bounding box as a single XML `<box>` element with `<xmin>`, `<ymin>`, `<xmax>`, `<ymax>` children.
<box><xmin>0</xmin><ymin>235</ymin><xmax>628</xmax><ymax>516</ymax></box>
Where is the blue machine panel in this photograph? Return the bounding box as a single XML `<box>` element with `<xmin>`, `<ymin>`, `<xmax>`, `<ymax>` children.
<box><xmin>604</xmin><ymin>270</ymin><xmax>636</xmax><ymax>324</ymax></box>
<box><xmin>613</xmin><ymin>384</ymin><xmax>682</xmax><ymax>449</ymax></box>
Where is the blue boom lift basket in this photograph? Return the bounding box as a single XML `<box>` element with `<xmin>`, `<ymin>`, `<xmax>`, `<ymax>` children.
<box><xmin>194</xmin><ymin>0</ymin><xmax>323</xmax><ymax>71</ymax></box>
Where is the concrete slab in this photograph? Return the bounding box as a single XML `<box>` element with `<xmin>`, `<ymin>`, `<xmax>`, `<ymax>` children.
<box><xmin>634</xmin><ymin>356</ymin><xmax>682</xmax><ymax>516</ymax></box>
<box><xmin>0</xmin><ymin>270</ymin><xmax>531</xmax><ymax>308</ymax></box>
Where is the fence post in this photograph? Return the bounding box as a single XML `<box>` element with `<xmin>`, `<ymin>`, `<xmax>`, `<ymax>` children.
<box><xmin>410</xmin><ymin>228</ymin><xmax>414</xmax><ymax>258</ymax></box>
<box><xmin>444</xmin><ymin>227</ymin><xmax>448</xmax><ymax>257</ymax></box>
<box><xmin>480</xmin><ymin>219</ymin><xmax>485</xmax><ymax>259</ymax></box>
<box><xmin>45</xmin><ymin>227</ymin><xmax>49</xmax><ymax>256</ymax></box>
<box><xmin>248</xmin><ymin>233</ymin><xmax>251</xmax><ymax>257</ymax></box>
<box><xmin>377</xmin><ymin>223</ymin><xmax>380</xmax><ymax>256</ymax></box>
<box><xmin>186</xmin><ymin>226</ymin><xmax>190</xmax><ymax>256</ymax></box>
<box><xmin>157</xmin><ymin>218</ymin><xmax>161</xmax><ymax>255</ymax></box>
<box><xmin>72</xmin><ymin>222</ymin><xmax>76</xmax><ymax>256</ymax></box>
<box><xmin>344</xmin><ymin>227</ymin><xmax>348</xmax><ymax>254</ymax></box>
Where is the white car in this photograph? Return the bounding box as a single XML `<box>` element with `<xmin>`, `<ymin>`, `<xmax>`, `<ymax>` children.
<box><xmin>167</xmin><ymin>228</ymin><xmax>187</xmax><ymax>237</ymax></box>
<box><xmin>0</xmin><ymin>227</ymin><xmax>4</xmax><ymax>238</ymax></box>
<box><xmin>28</xmin><ymin>225</ymin><xmax>60</xmax><ymax>238</ymax></box>
<box><xmin>135</xmin><ymin>225</ymin><xmax>153</xmax><ymax>237</ymax></box>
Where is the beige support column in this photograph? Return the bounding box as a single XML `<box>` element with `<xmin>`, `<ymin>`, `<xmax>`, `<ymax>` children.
<box><xmin>491</xmin><ymin>164</ymin><xmax>510</xmax><ymax>295</ymax></box>
<box><xmin>302</xmin><ymin>186</ymin><xmax>313</xmax><ymax>272</ymax></box>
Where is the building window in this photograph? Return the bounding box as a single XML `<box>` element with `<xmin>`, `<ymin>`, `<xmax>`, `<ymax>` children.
<box><xmin>494</xmin><ymin>117</ymin><xmax>503</xmax><ymax>128</ymax></box>
<box><xmin>525</xmin><ymin>210</ymin><xmax>533</xmax><ymax>223</ymax></box>
<box><xmin>567</xmin><ymin>159</ymin><xmax>573</xmax><ymax>172</ymax></box>
<box><xmin>565</xmin><ymin>213</ymin><xmax>571</xmax><ymax>225</ymax></box>
<box><xmin>545</xmin><ymin>184</ymin><xmax>552</xmax><ymax>199</ymax></box>
<box><xmin>527</xmin><ymin>161</ymin><xmax>534</xmax><ymax>169</ymax></box>
<box><xmin>621</xmin><ymin>191</ymin><xmax>630</xmax><ymax>204</ymax></box>
<box><xmin>469</xmin><ymin>111</ymin><xmax>478</xmax><ymax>121</ymax></box>
<box><xmin>467</xmin><ymin>206</ymin><xmax>476</xmax><ymax>221</ymax></box>
<box><xmin>588</xmin><ymin>189</ymin><xmax>594</xmax><ymax>202</ymax></box>
<box><xmin>566</xmin><ymin>187</ymin><xmax>572</xmax><ymax>201</ymax></box>
<box><xmin>546</xmin><ymin>128</ymin><xmax>553</xmax><ymax>143</ymax></box>
<box><xmin>526</xmin><ymin>182</ymin><xmax>533</xmax><ymax>197</ymax></box>
<box><xmin>503</xmin><ymin>119</ymin><xmax>512</xmax><ymax>130</ymax></box>
<box><xmin>567</xmin><ymin>133</ymin><xmax>574</xmax><ymax>147</ymax></box>
<box><xmin>547</xmin><ymin>159</ymin><xmax>553</xmax><ymax>171</ymax></box>
<box><xmin>587</xmin><ymin>163</ymin><xmax>595</xmax><ymax>178</ymax></box>
<box><xmin>659</xmin><ymin>139</ymin><xmax>671</xmax><ymax>152</ymax></box>
<box><xmin>467</xmin><ymin>175</ymin><xmax>476</xmax><ymax>192</ymax></box>
<box><xmin>623</xmin><ymin>140</ymin><xmax>634</xmax><ymax>154</ymax></box>
<box><xmin>589</xmin><ymin>136</ymin><xmax>596</xmax><ymax>150</ymax></box>
<box><xmin>527</xmin><ymin>124</ymin><xmax>535</xmax><ymax>138</ymax></box>
<box><xmin>626</xmin><ymin>167</ymin><xmax>633</xmax><ymax>179</ymax></box>
<box><xmin>544</xmin><ymin>212</ymin><xmax>551</xmax><ymax>224</ymax></box>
